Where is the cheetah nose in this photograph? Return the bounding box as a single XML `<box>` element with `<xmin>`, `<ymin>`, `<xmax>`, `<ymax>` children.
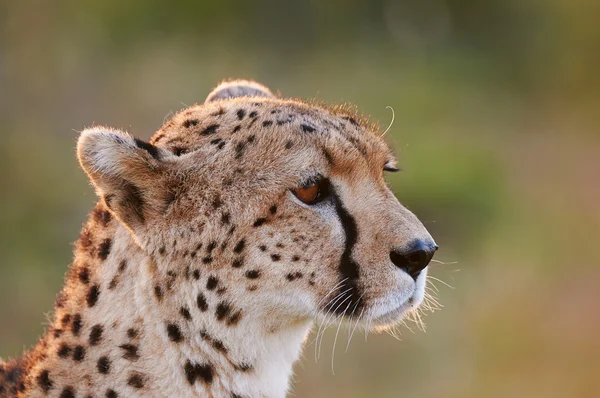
<box><xmin>390</xmin><ymin>241</ymin><xmax>438</xmax><ymax>281</ymax></box>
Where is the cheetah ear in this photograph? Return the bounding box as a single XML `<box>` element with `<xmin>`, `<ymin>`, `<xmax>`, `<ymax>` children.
<box><xmin>77</xmin><ymin>127</ymin><xmax>174</xmax><ymax>229</ymax></box>
<box><xmin>205</xmin><ymin>79</ymin><xmax>275</xmax><ymax>103</ymax></box>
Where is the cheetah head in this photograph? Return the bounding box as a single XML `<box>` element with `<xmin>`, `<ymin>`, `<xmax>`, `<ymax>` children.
<box><xmin>77</xmin><ymin>80</ymin><xmax>437</xmax><ymax>334</ymax></box>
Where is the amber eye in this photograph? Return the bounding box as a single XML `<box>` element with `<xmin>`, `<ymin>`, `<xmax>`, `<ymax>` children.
<box><xmin>292</xmin><ymin>177</ymin><xmax>330</xmax><ymax>205</ymax></box>
<box><xmin>294</xmin><ymin>184</ymin><xmax>320</xmax><ymax>203</ymax></box>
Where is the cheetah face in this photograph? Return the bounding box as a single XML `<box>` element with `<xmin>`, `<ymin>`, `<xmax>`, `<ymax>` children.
<box><xmin>77</xmin><ymin>80</ymin><xmax>437</xmax><ymax>332</ymax></box>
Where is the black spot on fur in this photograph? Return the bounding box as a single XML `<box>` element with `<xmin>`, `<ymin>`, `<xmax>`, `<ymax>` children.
<box><xmin>217</xmin><ymin>141</ymin><xmax>226</xmax><ymax>150</ymax></box>
<box><xmin>221</xmin><ymin>212</ymin><xmax>231</xmax><ymax>224</ymax></box>
<box><xmin>234</xmin><ymin>142</ymin><xmax>246</xmax><ymax>159</ymax></box>
<box><xmin>269</xmin><ymin>205</ymin><xmax>277</xmax><ymax>214</ymax></box>
<box><xmin>154</xmin><ymin>285</ymin><xmax>163</xmax><ymax>301</ymax></box>
<box><xmin>89</xmin><ymin>324</ymin><xmax>103</xmax><ymax>346</ymax></box>
<box><xmin>159</xmin><ymin>246</ymin><xmax>165</xmax><ymax>255</ymax></box>
<box><xmin>247</xmin><ymin>134</ymin><xmax>255</xmax><ymax>143</ymax></box>
<box><xmin>108</xmin><ymin>276</ymin><xmax>119</xmax><ymax>290</ymax></box>
<box><xmin>61</xmin><ymin>314</ymin><xmax>71</xmax><ymax>326</ymax></box>
<box><xmin>211</xmin><ymin>339</ymin><xmax>227</xmax><ymax>353</ymax></box>
<box><xmin>235</xmin><ymin>363</ymin><xmax>253</xmax><ymax>372</ymax></box>
<box><xmin>206</xmin><ymin>276</ymin><xmax>218</xmax><ymax>290</ymax></box>
<box><xmin>184</xmin><ymin>361</ymin><xmax>214</xmax><ymax>385</ymax></box>
<box><xmin>202</xmin><ymin>256</ymin><xmax>213</xmax><ymax>264</ymax></box>
<box><xmin>72</xmin><ymin>314</ymin><xmax>82</xmax><ymax>336</ymax></box>
<box><xmin>232</xmin><ymin>258</ymin><xmax>244</xmax><ymax>268</ymax></box>
<box><xmin>87</xmin><ymin>284</ymin><xmax>100</xmax><ymax>307</ymax></box>
<box><xmin>343</xmin><ymin>116</ymin><xmax>360</xmax><ymax>126</ymax></box>
<box><xmin>207</xmin><ymin>241</ymin><xmax>217</xmax><ymax>252</ymax></box>
<box><xmin>73</xmin><ymin>345</ymin><xmax>85</xmax><ymax>361</ymax></box>
<box><xmin>253</xmin><ymin>218</ymin><xmax>267</xmax><ymax>227</ymax></box>
<box><xmin>166</xmin><ymin>323</ymin><xmax>183</xmax><ymax>342</ymax></box>
<box><xmin>234</xmin><ymin>239</ymin><xmax>246</xmax><ymax>254</ymax></box>
<box><xmin>197</xmin><ymin>293</ymin><xmax>208</xmax><ymax>311</ymax></box>
<box><xmin>59</xmin><ymin>386</ymin><xmax>75</xmax><ymax>398</ymax></box>
<box><xmin>245</xmin><ymin>270</ymin><xmax>260</xmax><ymax>279</ymax></box>
<box><xmin>127</xmin><ymin>328</ymin><xmax>138</xmax><ymax>339</ymax></box>
<box><xmin>57</xmin><ymin>343</ymin><xmax>71</xmax><ymax>358</ymax></box>
<box><xmin>105</xmin><ymin>389</ymin><xmax>118</xmax><ymax>398</ymax></box>
<box><xmin>237</xmin><ymin>109</ymin><xmax>246</xmax><ymax>120</ymax></box>
<box><xmin>201</xmin><ymin>124</ymin><xmax>219</xmax><ymax>135</ymax></box>
<box><xmin>172</xmin><ymin>147</ymin><xmax>187</xmax><ymax>156</ymax></box>
<box><xmin>134</xmin><ymin>138</ymin><xmax>161</xmax><ymax>160</ymax></box>
<box><xmin>232</xmin><ymin>125</ymin><xmax>241</xmax><ymax>133</ymax></box>
<box><xmin>292</xmin><ymin>255</ymin><xmax>300</xmax><ymax>261</ymax></box>
<box><xmin>98</xmin><ymin>239</ymin><xmax>112</xmax><ymax>260</ymax></box>
<box><xmin>128</xmin><ymin>373</ymin><xmax>145</xmax><ymax>388</ymax></box>
<box><xmin>97</xmin><ymin>356</ymin><xmax>111</xmax><ymax>374</ymax></box>
<box><xmin>193</xmin><ymin>269</ymin><xmax>201</xmax><ymax>280</ymax></box>
<box><xmin>301</xmin><ymin>124</ymin><xmax>316</xmax><ymax>133</ymax></box>
<box><xmin>78</xmin><ymin>229</ymin><xmax>94</xmax><ymax>251</ymax></box>
<box><xmin>227</xmin><ymin>310</ymin><xmax>242</xmax><ymax>326</ymax></box>
<box><xmin>215</xmin><ymin>302</ymin><xmax>231</xmax><ymax>321</ymax></box>
<box><xmin>249</xmin><ymin>111</ymin><xmax>258</xmax><ymax>118</ymax></box>
<box><xmin>93</xmin><ymin>206</ymin><xmax>112</xmax><ymax>227</ymax></box>
<box><xmin>180</xmin><ymin>307</ymin><xmax>192</xmax><ymax>320</ymax></box>
<box><xmin>259</xmin><ymin>245</ymin><xmax>267</xmax><ymax>252</ymax></box>
<box><xmin>119</xmin><ymin>344</ymin><xmax>139</xmax><ymax>361</ymax></box>
<box><xmin>286</xmin><ymin>272</ymin><xmax>303</xmax><ymax>281</ymax></box>
<box><xmin>183</xmin><ymin>119</ymin><xmax>198</xmax><ymax>128</ymax></box>
<box><xmin>262</xmin><ymin>120</ymin><xmax>273</xmax><ymax>127</ymax></box>
<box><xmin>270</xmin><ymin>254</ymin><xmax>281</xmax><ymax>262</ymax></box>
<box><xmin>36</xmin><ymin>369</ymin><xmax>52</xmax><ymax>392</ymax></box>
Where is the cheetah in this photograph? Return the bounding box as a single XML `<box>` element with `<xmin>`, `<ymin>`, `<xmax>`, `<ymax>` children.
<box><xmin>0</xmin><ymin>80</ymin><xmax>438</xmax><ymax>397</ymax></box>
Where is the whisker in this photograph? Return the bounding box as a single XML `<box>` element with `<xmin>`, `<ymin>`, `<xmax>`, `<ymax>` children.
<box><xmin>428</xmin><ymin>275</ymin><xmax>455</xmax><ymax>289</ymax></box>
<box><xmin>331</xmin><ymin>300</ymin><xmax>353</xmax><ymax>374</ymax></box>
<box><xmin>345</xmin><ymin>306</ymin><xmax>365</xmax><ymax>353</ymax></box>
<box><xmin>430</xmin><ymin>259</ymin><xmax>458</xmax><ymax>265</ymax></box>
<box><xmin>381</xmin><ymin>106</ymin><xmax>395</xmax><ymax>136</ymax></box>
<box><xmin>315</xmin><ymin>288</ymin><xmax>353</xmax><ymax>361</ymax></box>
<box><xmin>318</xmin><ymin>293</ymin><xmax>353</xmax><ymax>360</ymax></box>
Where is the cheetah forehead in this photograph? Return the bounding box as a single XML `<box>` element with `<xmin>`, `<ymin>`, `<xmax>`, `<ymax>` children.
<box><xmin>149</xmin><ymin>93</ymin><xmax>393</xmax><ymax>169</ymax></box>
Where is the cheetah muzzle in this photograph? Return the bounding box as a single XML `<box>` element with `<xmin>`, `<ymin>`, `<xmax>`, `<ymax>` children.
<box><xmin>0</xmin><ymin>80</ymin><xmax>438</xmax><ymax>398</ymax></box>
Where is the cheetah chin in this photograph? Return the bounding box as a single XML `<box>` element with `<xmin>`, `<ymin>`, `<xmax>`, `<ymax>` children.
<box><xmin>1</xmin><ymin>79</ymin><xmax>438</xmax><ymax>398</ymax></box>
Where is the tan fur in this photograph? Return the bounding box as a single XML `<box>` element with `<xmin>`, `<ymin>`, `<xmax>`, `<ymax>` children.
<box><xmin>1</xmin><ymin>80</ymin><xmax>436</xmax><ymax>398</ymax></box>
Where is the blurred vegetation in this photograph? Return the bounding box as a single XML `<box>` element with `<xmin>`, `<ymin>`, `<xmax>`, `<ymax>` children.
<box><xmin>1</xmin><ymin>1</ymin><xmax>599</xmax><ymax>397</ymax></box>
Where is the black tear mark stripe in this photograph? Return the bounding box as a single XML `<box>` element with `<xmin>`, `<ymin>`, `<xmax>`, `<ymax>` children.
<box><xmin>329</xmin><ymin>187</ymin><xmax>362</xmax><ymax>315</ymax></box>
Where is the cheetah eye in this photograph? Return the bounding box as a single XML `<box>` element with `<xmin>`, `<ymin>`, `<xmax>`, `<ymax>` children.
<box><xmin>292</xmin><ymin>177</ymin><xmax>330</xmax><ymax>205</ymax></box>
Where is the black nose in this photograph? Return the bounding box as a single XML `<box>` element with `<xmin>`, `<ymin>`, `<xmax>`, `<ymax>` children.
<box><xmin>390</xmin><ymin>241</ymin><xmax>438</xmax><ymax>280</ymax></box>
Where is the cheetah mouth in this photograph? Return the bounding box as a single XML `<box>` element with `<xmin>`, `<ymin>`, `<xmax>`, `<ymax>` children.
<box><xmin>368</xmin><ymin>300</ymin><xmax>414</xmax><ymax>327</ymax></box>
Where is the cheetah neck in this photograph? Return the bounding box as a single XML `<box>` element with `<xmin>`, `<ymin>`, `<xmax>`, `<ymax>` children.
<box><xmin>22</xmin><ymin>206</ymin><xmax>312</xmax><ymax>397</ymax></box>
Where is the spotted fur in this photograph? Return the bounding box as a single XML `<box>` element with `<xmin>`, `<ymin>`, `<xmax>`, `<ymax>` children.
<box><xmin>0</xmin><ymin>80</ymin><xmax>436</xmax><ymax>397</ymax></box>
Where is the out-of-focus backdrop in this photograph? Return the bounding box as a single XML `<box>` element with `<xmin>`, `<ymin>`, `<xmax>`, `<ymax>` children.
<box><xmin>1</xmin><ymin>1</ymin><xmax>599</xmax><ymax>397</ymax></box>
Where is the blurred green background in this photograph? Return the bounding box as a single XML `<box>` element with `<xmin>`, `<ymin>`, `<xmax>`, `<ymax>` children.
<box><xmin>1</xmin><ymin>1</ymin><xmax>599</xmax><ymax>397</ymax></box>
